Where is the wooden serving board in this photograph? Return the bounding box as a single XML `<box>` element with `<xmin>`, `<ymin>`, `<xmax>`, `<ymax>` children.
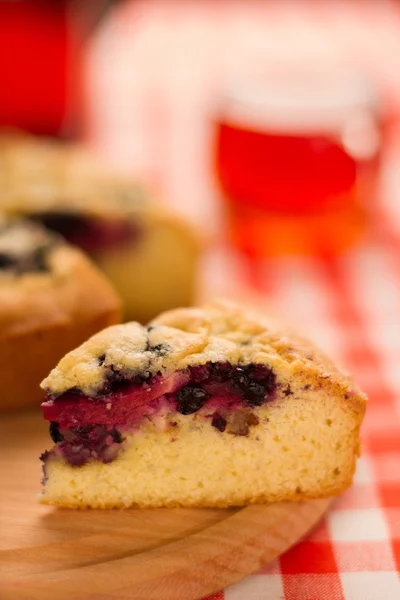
<box><xmin>0</xmin><ymin>411</ymin><xmax>332</xmax><ymax>600</ymax></box>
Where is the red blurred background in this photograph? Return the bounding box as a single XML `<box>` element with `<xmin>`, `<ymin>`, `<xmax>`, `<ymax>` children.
<box><xmin>2</xmin><ymin>0</ymin><xmax>400</xmax><ymax>261</ymax></box>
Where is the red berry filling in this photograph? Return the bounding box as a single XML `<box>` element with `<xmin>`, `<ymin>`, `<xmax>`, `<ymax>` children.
<box><xmin>42</xmin><ymin>362</ymin><xmax>276</xmax><ymax>467</ymax></box>
<box><xmin>42</xmin><ymin>372</ymin><xmax>190</xmax><ymax>427</ymax></box>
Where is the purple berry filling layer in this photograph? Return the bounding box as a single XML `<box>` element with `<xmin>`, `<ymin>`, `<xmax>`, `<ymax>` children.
<box><xmin>41</xmin><ymin>362</ymin><xmax>276</xmax><ymax>467</ymax></box>
<box><xmin>43</xmin><ymin>362</ymin><xmax>276</xmax><ymax>426</ymax></box>
<box><xmin>30</xmin><ymin>212</ymin><xmax>141</xmax><ymax>254</ymax></box>
<box><xmin>49</xmin><ymin>424</ymin><xmax>124</xmax><ymax>466</ymax></box>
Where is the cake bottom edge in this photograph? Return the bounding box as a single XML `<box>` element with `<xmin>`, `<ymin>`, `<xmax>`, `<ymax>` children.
<box><xmin>40</xmin><ymin>489</ymin><xmax>343</xmax><ymax>509</ymax></box>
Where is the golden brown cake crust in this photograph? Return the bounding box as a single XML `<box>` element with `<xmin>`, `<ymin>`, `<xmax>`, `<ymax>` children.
<box><xmin>0</xmin><ymin>237</ymin><xmax>121</xmax><ymax>339</ymax></box>
<box><xmin>0</xmin><ymin>220</ymin><xmax>121</xmax><ymax>411</ymax></box>
<box><xmin>41</xmin><ymin>299</ymin><xmax>367</xmax><ymax>417</ymax></box>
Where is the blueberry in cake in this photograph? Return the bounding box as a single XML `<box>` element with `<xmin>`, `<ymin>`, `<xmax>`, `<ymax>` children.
<box><xmin>40</xmin><ymin>300</ymin><xmax>366</xmax><ymax>508</ymax></box>
<box><xmin>0</xmin><ymin>217</ymin><xmax>121</xmax><ymax>412</ymax></box>
<box><xmin>0</xmin><ymin>132</ymin><xmax>200</xmax><ymax>322</ymax></box>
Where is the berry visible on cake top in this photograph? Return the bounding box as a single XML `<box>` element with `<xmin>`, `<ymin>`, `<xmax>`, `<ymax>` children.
<box><xmin>0</xmin><ymin>219</ymin><xmax>58</xmax><ymax>275</ymax></box>
<box><xmin>41</xmin><ymin>299</ymin><xmax>358</xmax><ymax>399</ymax></box>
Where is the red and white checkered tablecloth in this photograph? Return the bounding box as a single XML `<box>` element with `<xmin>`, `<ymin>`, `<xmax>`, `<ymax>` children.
<box><xmin>85</xmin><ymin>1</ymin><xmax>400</xmax><ymax>598</ymax></box>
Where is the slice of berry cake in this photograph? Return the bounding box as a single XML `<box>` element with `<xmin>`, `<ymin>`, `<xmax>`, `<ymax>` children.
<box><xmin>40</xmin><ymin>300</ymin><xmax>366</xmax><ymax>508</ymax></box>
<box><xmin>0</xmin><ymin>218</ymin><xmax>120</xmax><ymax>412</ymax></box>
<box><xmin>0</xmin><ymin>132</ymin><xmax>200</xmax><ymax>322</ymax></box>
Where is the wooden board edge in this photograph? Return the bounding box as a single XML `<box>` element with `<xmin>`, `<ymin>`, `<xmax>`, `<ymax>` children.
<box><xmin>1</xmin><ymin>498</ymin><xmax>332</xmax><ymax>600</ymax></box>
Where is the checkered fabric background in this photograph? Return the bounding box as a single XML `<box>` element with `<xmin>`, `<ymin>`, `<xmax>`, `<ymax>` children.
<box><xmin>85</xmin><ymin>1</ymin><xmax>400</xmax><ymax>598</ymax></box>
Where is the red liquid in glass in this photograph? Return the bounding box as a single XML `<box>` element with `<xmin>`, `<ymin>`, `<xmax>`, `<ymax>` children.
<box><xmin>215</xmin><ymin>121</ymin><xmax>375</xmax><ymax>257</ymax></box>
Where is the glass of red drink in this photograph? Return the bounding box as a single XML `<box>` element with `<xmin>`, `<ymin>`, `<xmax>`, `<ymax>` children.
<box><xmin>214</xmin><ymin>68</ymin><xmax>383</xmax><ymax>258</ymax></box>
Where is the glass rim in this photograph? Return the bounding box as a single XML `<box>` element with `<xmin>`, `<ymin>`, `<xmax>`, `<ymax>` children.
<box><xmin>217</xmin><ymin>68</ymin><xmax>381</xmax><ymax>133</ymax></box>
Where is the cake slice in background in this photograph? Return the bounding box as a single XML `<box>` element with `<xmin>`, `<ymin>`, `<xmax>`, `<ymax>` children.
<box><xmin>40</xmin><ymin>300</ymin><xmax>366</xmax><ymax>508</ymax></box>
<box><xmin>0</xmin><ymin>217</ymin><xmax>121</xmax><ymax>412</ymax></box>
<box><xmin>0</xmin><ymin>132</ymin><xmax>201</xmax><ymax>323</ymax></box>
